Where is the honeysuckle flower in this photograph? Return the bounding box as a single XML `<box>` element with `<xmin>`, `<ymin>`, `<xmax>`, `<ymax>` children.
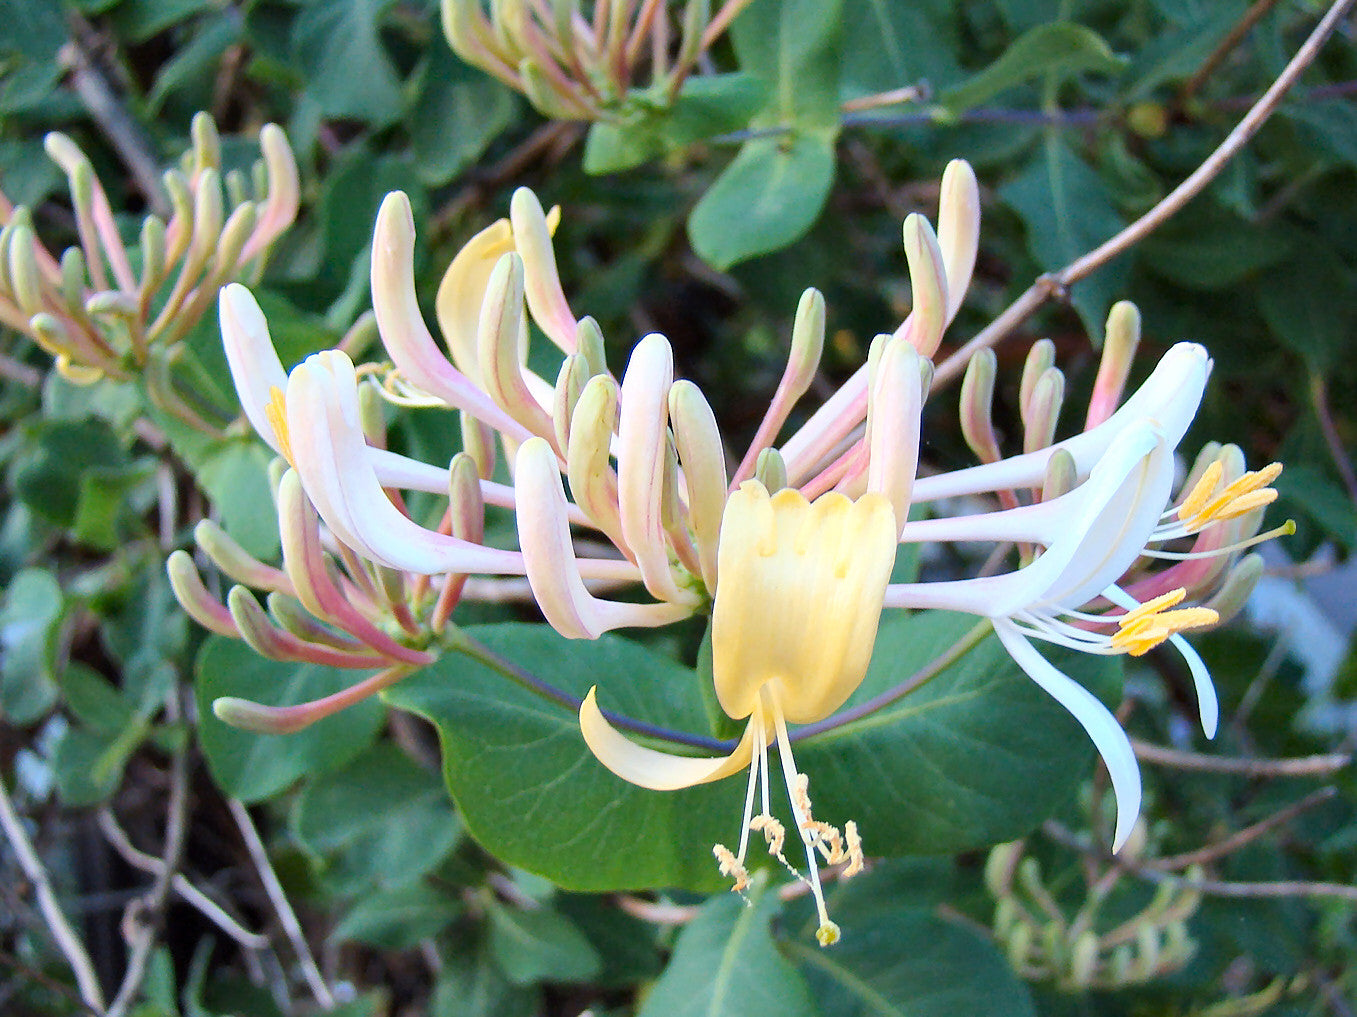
<box><xmin>581</xmin><ymin>482</ymin><xmax>898</xmax><ymax>946</ymax></box>
<box><xmin>193</xmin><ymin>158</ymin><xmax>1290</xmax><ymax>941</ymax></box>
<box><xmin>1</xmin><ymin>113</ymin><xmax>297</xmax><ymax>429</ymax></box>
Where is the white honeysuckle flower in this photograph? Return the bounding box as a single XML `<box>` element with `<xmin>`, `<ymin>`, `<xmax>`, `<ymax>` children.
<box><xmin>581</xmin><ymin>482</ymin><xmax>898</xmax><ymax>946</ymax></box>
<box><xmin>884</xmin><ymin>423</ymin><xmax>1219</xmax><ymax>850</ymax></box>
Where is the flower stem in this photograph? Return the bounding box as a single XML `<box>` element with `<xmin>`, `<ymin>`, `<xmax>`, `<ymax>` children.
<box><xmin>454</xmin><ymin>633</ymin><xmax>734</xmax><ymax>752</ymax></box>
<box><xmin>791</xmin><ymin>619</ymin><xmax>993</xmax><ymax>742</ymax></box>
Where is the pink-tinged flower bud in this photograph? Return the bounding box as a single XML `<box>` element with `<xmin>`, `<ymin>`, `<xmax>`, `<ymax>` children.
<box><xmin>1085</xmin><ymin>301</ymin><xmax>1141</xmax><ymax>429</ymax></box>
<box><xmin>227</xmin><ymin>586</ymin><xmax>388</xmax><ymax>668</ymax></box>
<box><xmin>6</xmin><ymin>220</ymin><xmax>44</xmax><ymax>316</ymax></box>
<box><xmin>242</xmin><ymin>124</ymin><xmax>300</xmax><ymax>263</ymax></box>
<box><xmin>1020</xmin><ymin>338</ymin><xmax>1055</xmax><ymax>414</ymax></box>
<box><xmin>938</xmin><ymin>159</ymin><xmax>980</xmax><ymax>323</ymax></box>
<box><xmin>166</xmin><ymin>550</ymin><xmax>239</xmax><ymax>637</ymax></box>
<box><xmin>669</xmin><ymin>379</ymin><xmax>727</xmax><ymax>590</ymax></box>
<box><xmin>477</xmin><ymin>252</ymin><xmax>557</xmax><ymax>443</ymax></box>
<box><xmin>189</xmin><ymin>111</ymin><xmax>220</xmax><ymax>178</ymax></box>
<box><xmin>138</xmin><ymin>215</ymin><xmax>167</xmax><ymax>295</ymax></box>
<box><xmin>566</xmin><ymin>375</ymin><xmax>629</xmax><ymax>553</ymax></box>
<box><xmin>959</xmin><ymin>348</ymin><xmax>1002</xmax><ymax>464</ymax></box>
<box><xmin>866</xmin><ymin>337</ymin><xmax>922</xmax><ymax>530</ymax></box>
<box><xmin>897</xmin><ymin>214</ymin><xmax>948</xmax><ymax>358</ymax></box>
<box><xmin>553</xmin><ymin>353</ymin><xmax>590</xmax><ymax>452</ymax></box>
<box><xmin>1022</xmin><ymin>367</ymin><xmax>1065</xmax><ymax>455</ymax></box>
<box><xmin>618</xmin><ymin>334</ymin><xmax>689</xmax><ymax>602</ymax></box>
<box><xmin>194</xmin><ymin>520</ymin><xmax>291</xmax><ymax>593</ymax></box>
<box><xmin>1203</xmin><ymin>553</ymin><xmax>1264</xmax><ymax>626</ymax></box>
<box><xmin>510</xmin><ymin>187</ymin><xmax>577</xmax><ymax>350</ymax></box>
<box><xmin>267</xmin><ymin>592</ymin><xmax>369</xmax><ymax>651</ymax></box>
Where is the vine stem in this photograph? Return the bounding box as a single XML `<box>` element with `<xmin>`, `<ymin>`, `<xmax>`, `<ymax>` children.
<box><xmin>0</xmin><ymin>772</ymin><xmax>107</xmax><ymax>1013</ymax></box>
<box><xmin>932</xmin><ymin>0</ymin><xmax>1357</xmax><ymax>388</ymax></box>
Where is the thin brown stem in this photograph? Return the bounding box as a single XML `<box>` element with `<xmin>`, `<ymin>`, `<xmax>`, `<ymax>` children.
<box><xmin>933</xmin><ymin>0</ymin><xmax>1357</xmax><ymax>388</ymax></box>
<box><xmin>0</xmin><ymin>773</ymin><xmax>107</xmax><ymax>1013</ymax></box>
<box><xmin>1181</xmin><ymin>0</ymin><xmax>1285</xmax><ymax>103</ymax></box>
<box><xmin>1310</xmin><ymin>371</ymin><xmax>1357</xmax><ymax>507</ymax></box>
<box><xmin>1131</xmin><ymin>739</ymin><xmax>1351</xmax><ymax>777</ymax></box>
<box><xmin>1147</xmin><ymin>788</ymin><xmax>1337</xmax><ymax>871</ymax></box>
<box><xmin>229</xmin><ymin>799</ymin><xmax>337</xmax><ymax>1010</ymax></box>
<box><xmin>1044</xmin><ymin>819</ymin><xmax>1357</xmax><ymax>903</ymax></box>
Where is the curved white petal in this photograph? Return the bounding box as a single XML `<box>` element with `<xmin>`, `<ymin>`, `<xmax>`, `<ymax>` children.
<box><xmin>371</xmin><ymin>192</ymin><xmax>531</xmax><ymax>440</ymax></box>
<box><xmin>580</xmin><ymin>687</ymin><xmax>755</xmax><ymax>790</ymax></box>
<box><xmin>886</xmin><ymin>423</ymin><xmax>1171</xmax><ymax>617</ymax></box>
<box><xmin>516</xmin><ymin>437</ymin><xmax>691</xmax><ymax>638</ymax></box>
<box><xmin>220</xmin><ymin>284</ymin><xmax>287</xmax><ymax>455</ymax></box>
<box><xmin>993</xmin><ymin>621</ymin><xmax>1141</xmax><ymax>852</ymax></box>
<box><xmin>912</xmin><ymin>343</ymin><xmax>1211</xmax><ymax>501</ymax></box>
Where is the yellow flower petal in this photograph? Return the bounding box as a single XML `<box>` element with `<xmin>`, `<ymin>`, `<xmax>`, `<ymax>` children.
<box><xmin>435</xmin><ymin>218</ymin><xmax>515</xmax><ymax>381</ymax></box>
<box><xmin>579</xmin><ymin>687</ymin><xmax>757</xmax><ymax>790</ymax></box>
<box><xmin>712</xmin><ymin>483</ymin><xmax>898</xmax><ymax>725</ymax></box>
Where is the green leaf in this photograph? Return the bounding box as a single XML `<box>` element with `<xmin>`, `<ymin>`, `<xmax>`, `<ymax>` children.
<box><xmin>61</xmin><ymin>663</ymin><xmax>137</xmax><ymax>735</ymax></box>
<box><xmin>432</xmin><ymin>934</ymin><xmax>539</xmax><ymax>1017</ymax></box>
<box><xmin>730</xmin><ymin>0</ymin><xmax>844</xmax><ymax>129</ymax></box>
<box><xmin>147</xmin><ymin>11</ymin><xmax>242</xmax><ymax>113</ymax></box>
<box><xmin>1257</xmin><ymin>246</ymin><xmax>1356</xmax><ymax>373</ymax></box>
<box><xmin>197</xmin><ymin>440</ymin><xmax>282</xmax><ymax>560</ymax></box>
<box><xmin>292</xmin><ymin>0</ymin><xmax>403</xmax><ymax>126</ymax></box>
<box><xmin>51</xmin><ymin>723</ymin><xmax>127</xmax><ymax>805</ymax></box>
<box><xmin>0</xmin><ymin>567</ymin><xmax>65</xmax><ymax>723</ymax></box>
<box><xmin>799</xmin><ymin>611</ymin><xmax>1121</xmax><ymax>853</ymax></box>
<box><xmin>486</xmin><ymin>902</ymin><xmax>602</xmax><ymax>986</ymax></box>
<box><xmin>383</xmin><ymin>624</ymin><xmax>747</xmax><ymax>893</ymax></box>
<box><xmin>636</xmin><ymin>880</ymin><xmax>817</xmax><ymax>1017</ymax></box>
<box><xmin>938</xmin><ymin>23</ymin><xmax>1127</xmax><ymax>115</ymax></box>
<box><xmin>999</xmin><ymin>137</ymin><xmax>1129</xmax><ymax>342</ymax></box>
<box><xmin>11</xmin><ymin>418</ymin><xmax>130</xmax><ymax>530</ymax></box>
<box><xmin>331</xmin><ymin>883</ymin><xmax>463</xmax><ymax>949</ymax></box>
<box><xmin>0</xmin><ymin>0</ymin><xmax>67</xmax><ymax>112</ymax></box>
<box><xmin>195</xmin><ymin>637</ymin><xmax>385</xmax><ymax>803</ymax></box>
<box><xmin>291</xmin><ymin>742</ymin><xmax>463</xmax><ymax>892</ymax></box>
<box><xmin>688</xmin><ymin>134</ymin><xmax>836</xmax><ymax>270</ymax></box>
<box><xmin>411</xmin><ymin>44</ymin><xmax>517</xmax><ymax>187</ymax></box>
<box><xmin>554</xmin><ymin>893</ymin><xmax>662</xmax><ymax>987</ymax></box>
<box><xmin>791</xmin><ymin>901</ymin><xmax>1036</xmax><ymax>1016</ymax></box>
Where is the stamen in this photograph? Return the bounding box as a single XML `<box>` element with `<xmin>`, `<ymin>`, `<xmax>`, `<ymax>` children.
<box><xmin>1112</xmin><ymin>592</ymin><xmax>1219</xmax><ymax>656</ymax></box>
<box><xmin>264</xmin><ymin>385</ymin><xmax>295</xmax><ymax>465</ymax></box>
<box><xmin>1117</xmin><ymin>588</ymin><xmax>1186</xmax><ymax>627</ymax></box>
<box><xmin>1176</xmin><ymin>460</ymin><xmax>1222</xmax><ymax>522</ymax></box>
<box><xmin>1142</xmin><ymin>520</ymin><xmax>1295</xmax><ymax>560</ymax></box>
<box><xmin>842</xmin><ymin>821</ymin><xmax>864</xmax><ymax>877</ymax></box>
<box><xmin>750</xmin><ymin>814</ymin><xmax>787</xmax><ymax>858</ymax></box>
<box><xmin>712</xmin><ymin>844</ymin><xmax>749</xmax><ymax>894</ymax></box>
<box><xmin>1179</xmin><ymin>462</ymin><xmax>1283</xmax><ymax>531</ymax></box>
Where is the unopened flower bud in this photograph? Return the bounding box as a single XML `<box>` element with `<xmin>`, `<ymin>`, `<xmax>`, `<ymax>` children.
<box><xmin>1204</xmin><ymin>553</ymin><xmax>1265</xmax><ymax>626</ymax></box>
<box><xmin>984</xmin><ymin>840</ymin><xmax>1023</xmax><ymax>896</ymax></box>
<box><xmin>553</xmin><ymin>353</ymin><xmax>591</xmax><ymax>452</ymax></box>
<box><xmin>1019</xmin><ymin>338</ymin><xmax>1055</xmax><ymax>413</ymax></box>
<box><xmin>787</xmin><ymin>287</ymin><xmax>826</xmax><ymax>400</ymax></box>
<box><xmin>938</xmin><ymin>159</ymin><xmax>980</xmax><ymax>321</ymax></box>
<box><xmin>960</xmin><ymin>348</ymin><xmax>1001</xmax><ymax>464</ymax></box>
<box><xmin>1068</xmin><ymin>930</ymin><xmax>1101</xmax><ymax>989</ymax></box>
<box><xmin>755</xmin><ymin>447</ymin><xmax>788</xmax><ymax>492</ymax></box>
<box><xmin>900</xmin><ymin>213</ymin><xmax>948</xmax><ymax>357</ymax></box>
<box><xmin>669</xmin><ymin>379</ymin><xmax>727</xmax><ymax>590</ymax></box>
<box><xmin>575</xmin><ymin>316</ymin><xmax>607</xmax><ymax>377</ymax></box>
<box><xmin>167</xmin><ymin>550</ymin><xmax>239</xmax><ymax>637</ymax></box>
<box><xmin>1022</xmin><ymin>367</ymin><xmax>1065</xmax><ymax>455</ymax></box>
<box><xmin>1086</xmin><ymin>300</ymin><xmax>1141</xmax><ymax>428</ymax></box>
<box><xmin>190</xmin><ymin>111</ymin><xmax>222</xmax><ymax>176</ymax></box>
<box><xmin>510</xmin><ymin>187</ymin><xmax>576</xmax><ymax>350</ymax></box>
<box><xmin>460</xmin><ymin>409</ymin><xmax>498</xmax><ymax>480</ymax></box>
<box><xmin>1041</xmin><ymin>448</ymin><xmax>1077</xmax><ymax>502</ymax></box>
<box><xmin>195</xmin><ymin>519</ymin><xmax>290</xmax><ymax>592</ymax></box>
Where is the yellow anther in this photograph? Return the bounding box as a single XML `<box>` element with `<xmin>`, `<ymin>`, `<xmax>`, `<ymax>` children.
<box><xmin>1117</xmin><ymin>588</ymin><xmax>1186</xmax><ymax>627</ymax></box>
<box><xmin>1112</xmin><ymin>593</ymin><xmax>1219</xmax><ymax>656</ymax></box>
<box><xmin>843</xmin><ymin>821</ymin><xmax>864</xmax><ymax>878</ymax></box>
<box><xmin>1176</xmin><ymin>460</ymin><xmax>1223</xmax><ymax>523</ymax></box>
<box><xmin>713</xmin><ymin>843</ymin><xmax>749</xmax><ymax>894</ymax></box>
<box><xmin>749</xmin><ymin>814</ymin><xmax>786</xmax><ymax>857</ymax></box>
<box><xmin>1181</xmin><ymin>462</ymin><xmax>1283</xmax><ymax>531</ymax></box>
<box><xmin>264</xmin><ymin>385</ymin><xmax>295</xmax><ymax>465</ymax></box>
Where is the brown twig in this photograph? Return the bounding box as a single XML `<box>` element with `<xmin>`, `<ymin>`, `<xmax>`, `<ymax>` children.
<box><xmin>1147</xmin><ymin>787</ymin><xmax>1337</xmax><ymax>870</ymax></box>
<box><xmin>104</xmin><ymin>699</ymin><xmax>190</xmax><ymax>1017</ymax></box>
<box><xmin>97</xmin><ymin>810</ymin><xmax>270</xmax><ymax>951</ymax></box>
<box><xmin>1310</xmin><ymin>372</ymin><xmax>1357</xmax><ymax>508</ymax></box>
<box><xmin>0</xmin><ymin>773</ymin><xmax>107</xmax><ymax>1013</ymax></box>
<box><xmin>58</xmin><ymin>17</ymin><xmax>168</xmax><ymax>217</ymax></box>
<box><xmin>1043</xmin><ymin>819</ymin><xmax>1357</xmax><ymax>903</ymax></box>
<box><xmin>932</xmin><ymin>0</ymin><xmax>1357</xmax><ymax>388</ymax></box>
<box><xmin>1131</xmin><ymin>739</ymin><xmax>1351</xmax><ymax>777</ymax></box>
<box><xmin>1181</xmin><ymin>0</ymin><xmax>1286</xmax><ymax>103</ymax></box>
<box><xmin>229</xmin><ymin>799</ymin><xmax>337</xmax><ymax>1010</ymax></box>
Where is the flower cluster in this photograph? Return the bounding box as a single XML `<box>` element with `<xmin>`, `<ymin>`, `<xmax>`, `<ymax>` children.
<box><xmin>0</xmin><ymin>113</ymin><xmax>297</xmax><ymax>430</ymax></box>
<box><xmin>443</xmin><ymin>0</ymin><xmax>755</xmax><ymax>120</ymax></box>
<box><xmin>174</xmin><ymin>159</ymin><xmax>1285</xmax><ymax>945</ymax></box>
